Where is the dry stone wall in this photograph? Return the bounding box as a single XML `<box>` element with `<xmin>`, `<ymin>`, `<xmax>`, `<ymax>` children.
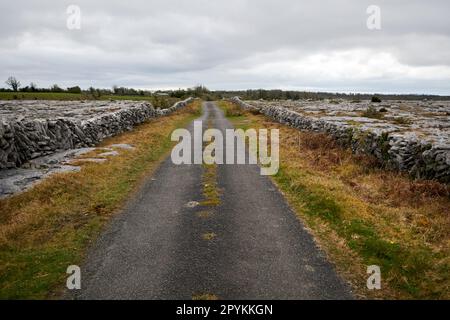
<box><xmin>0</xmin><ymin>97</ymin><xmax>193</xmax><ymax>169</ymax></box>
<box><xmin>230</xmin><ymin>97</ymin><xmax>450</xmax><ymax>183</ymax></box>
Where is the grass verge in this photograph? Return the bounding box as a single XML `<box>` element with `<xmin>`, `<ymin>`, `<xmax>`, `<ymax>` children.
<box><xmin>0</xmin><ymin>100</ymin><xmax>202</xmax><ymax>299</ymax></box>
<box><xmin>218</xmin><ymin>100</ymin><xmax>450</xmax><ymax>299</ymax></box>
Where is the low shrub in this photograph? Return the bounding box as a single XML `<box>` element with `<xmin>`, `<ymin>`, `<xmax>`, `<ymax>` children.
<box><xmin>362</xmin><ymin>106</ymin><xmax>384</xmax><ymax>119</ymax></box>
<box><xmin>371</xmin><ymin>96</ymin><xmax>382</xmax><ymax>103</ymax></box>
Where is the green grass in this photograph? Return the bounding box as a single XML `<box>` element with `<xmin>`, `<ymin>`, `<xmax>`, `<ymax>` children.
<box><xmin>0</xmin><ymin>92</ymin><xmax>180</xmax><ymax>109</ymax></box>
<box><xmin>273</xmin><ymin>168</ymin><xmax>437</xmax><ymax>297</ymax></box>
<box><xmin>0</xmin><ymin>221</ymin><xmax>102</xmax><ymax>299</ymax></box>
<box><xmin>0</xmin><ymin>92</ymin><xmax>84</xmax><ymax>100</ymax></box>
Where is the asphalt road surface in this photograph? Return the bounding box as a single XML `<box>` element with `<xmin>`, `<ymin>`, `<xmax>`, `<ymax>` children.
<box><xmin>72</xmin><ymin>102</ymin><xmax>353</xmax><ymax>299</ymax></box>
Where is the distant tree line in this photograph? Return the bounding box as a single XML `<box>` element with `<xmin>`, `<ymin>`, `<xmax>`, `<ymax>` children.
<box><xmin>213</xmin><ymin>89</ymin><xmax>450</xmax><ymax>101</ymax></box>
<box><xmin>1</xmin><ymin>76</ymin><xmax>212</xmax><ymax>99</ymax></box>
<box><xmin>1</xmin><ymin>77</ymin><xmax>85</xmax><ymax>94</ymax></box>
<box><xmin>2</xmin><ymin>76</ymin><xmax>449</xmax><ymax>101</ymax></box>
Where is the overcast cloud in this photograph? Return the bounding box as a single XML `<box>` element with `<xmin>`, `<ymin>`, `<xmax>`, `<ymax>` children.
<box><xmin>1</xmin><ymin>0</ymin><xmax>450</xmax><ymax>94</ymax></box>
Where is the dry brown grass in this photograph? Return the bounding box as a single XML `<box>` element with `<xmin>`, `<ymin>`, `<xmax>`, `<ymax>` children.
<box><xmin>223</xmin><ymin>102</ymin><xmax>244</xmax><ymax>117</ymax></box>
<box><xmin>201</xmin><ymin>232</ymin><xmax>217</xmax><ymax>241</ymax></box>
<box><xmin>192</xmin><ymin>293</ymin><xmax>219</xmax><ymax>300</ymax></box>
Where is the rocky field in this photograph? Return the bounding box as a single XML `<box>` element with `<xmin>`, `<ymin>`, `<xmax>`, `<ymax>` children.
<box><xmin>232</xmin><ymin>97</ymin><xmax>450</xmax><ymax>183</ymax></box>
<box><xmin>0</xmin><ymin>98</ymin><xmax>193</xmax><ymax>197</ymax></box>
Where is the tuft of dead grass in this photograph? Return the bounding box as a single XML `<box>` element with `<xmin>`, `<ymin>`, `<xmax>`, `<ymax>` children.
<box><xmin>201</xmin><ymin>232</ymin><xmax>217</xmax><ymax>241</ymax></box>
<box><xmin>192</xmin><ymin>293</ymin><xmax>219</xmax><ymax>300</ymax></box>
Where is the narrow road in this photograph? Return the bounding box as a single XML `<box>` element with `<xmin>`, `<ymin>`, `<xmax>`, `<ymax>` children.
<box><xmin>73</xmin><ymin>102</ymin><xmax>353</xmax><ymax>299</ymax></box>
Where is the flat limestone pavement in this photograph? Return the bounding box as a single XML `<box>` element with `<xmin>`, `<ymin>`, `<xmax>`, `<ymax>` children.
<box><xmin>72</xmin><ymin>102</ymin><xmax>353</xmax><ymax>299</ymax></box>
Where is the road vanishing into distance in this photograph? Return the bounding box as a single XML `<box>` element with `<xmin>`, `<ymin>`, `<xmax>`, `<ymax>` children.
<box><xmin>72</xmin><ymin>102</ymin><xmax>353</xmax><ymax>299</ymax></box>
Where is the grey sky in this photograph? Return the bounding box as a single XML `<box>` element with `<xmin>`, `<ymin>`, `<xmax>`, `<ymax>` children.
<box><xmin>1</xmin><ymin>0</ymin><xmax>449</xmax><ymax>94</ymax></box>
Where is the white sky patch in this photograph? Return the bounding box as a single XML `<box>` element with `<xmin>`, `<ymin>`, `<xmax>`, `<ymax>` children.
<box><xmin>238</xmin><ymin>49</ymin><xmax>450</xmax><ymax>82</ymax></box>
